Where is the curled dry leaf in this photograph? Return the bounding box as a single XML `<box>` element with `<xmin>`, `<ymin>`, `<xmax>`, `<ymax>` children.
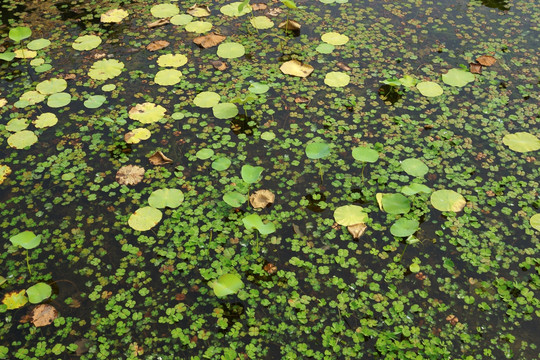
<box><xmin>469</xmin><ymin>62</ymin><xmax>482</xmax><ymax>74</ymax></box>
<box><xmin>211</xmin><ymin>60</ymin><xmax>228</xmax><ymax>70</ymax></box>
<box><xmin>193</xmin><ymin>33</ymin><xmax>226</xmax><ymax>48</ymax></box>
<box><xmin>146</xmin><ymin>40</ymin><xmax>169</xmax><ymax>51</ymax></box>
<box><xmin>148</xmin><ymin>18</ymin><xmax>170</xmax><ymax>28</ymax></box>
<box><xmin>63</xmin><ymin>73</ymin><xmax>76</xmax><ymax>80</ymax></box>
<box><xmin>337</xmin><ymin>62</ymin><xmax>352</xmax><ymax>71</ymax></box>
<box><xmin>267</xmin><ymin>8</ymin><xmax>283</xmax><ymax>16</ymax></box>
<box><xmin>116</xmin><ymin>165</ymin><xmax>145</xmax><ymax>185</ymax></box>
<box><xmin>187</xmin><ymin>4</ymin><xmax>211</xmax><ymax>17</ymax></box>
<box><xmin>476</xmin><ymin>55</ymin><xmax>496</xmax><ymax>67</ymax></box>
<box><xmin>31</xmin><ymin>304</ymin><xmax>58</xmax><ymax>327</ymax></box>
<box><xmin>280</xmin><ymin>60</ymin><xmax>313</xmax><ymax>78</ymax></box>
<box><xmin>278</xmin><ymin>19</ymin><xmax>301</xmax><ymax>31</ymax></box>
<box><xmin>252</xmin><ymin>3</ymin><xmax>268</xmax><ymax>10</ymax></box>
<box><xmin>446</xmin><ymin>314</ymin><xmax>459</xmax><ymax>325</ymax></box>
<box><xmin>249</xmin><ymin>189</ymin><xmax>275</xmax><ymax>208</ymax></box>
<box><xmin>149</xmin><ymin>151</ymin><xmax>173</xmax><ymax>165</ymax></box>
<box><xmin>294</xmin><ymin>96</ymin><xmax>309</xmax><ymax>103</ymax></box>
<box><xmin>347</xmin><ymin>223</ymin><xmax>367</xmax><ymax>239</ymax></box>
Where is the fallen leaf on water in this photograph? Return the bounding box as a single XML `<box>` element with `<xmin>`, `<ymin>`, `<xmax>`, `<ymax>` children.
<box><xmin>149</xmin><ymin>151</ymin><xmax>173</xmax><ymax>165</ymax></box>
<box><xmin>211</xmin><ymin>60</ymin><xmax>227</xmax><ymax>70</ymax></box>
<box><xmin>193</xmin><ymin>33</ymin><xmax>226</xmax><ymax>48</ymax></box>
<box><xmin>263</xmin><ymin>263</ymin><xmax>277</xmax><ymax>274</ymax></box>
<box><xmin>146</xmin><ymin>40</ymin><xmax>169</xmax><ymax>51</ymax></box>
<box><xmin>0</xmin><ymin>164</ymin><xmax>11</xmax><ymax>184</ymax></box>
<box><xmin>252</xmin><ymin>3</ymin><xmax>267</xmax><ymax>10</ymax></box>
<box><xmin>476</xmin><ymin>55</ymin><xmax>496</xmax><ymax>66</ymax></box>
<box><xmin>278</xmin><ymin>19</ymin><xmax>301</xmax><ymax>31</ymax></box>
<box><xmin>63</xmin><ymin>73</ymin><xmax>76</xmax><ymax>80</ymax></box>
<box><xmin>2</xmin><ymin>290</ymin><xmax>28</xmax><ymax>309</ymax></box>
<box><xmin>187</xmin><ymin>4</ymin><xmax>211</xmax><ymax>17</ymax></box>
<box><xmin>116</xmin><ymin>165</ymin><xmax>145</xmax><ymax>185</ymax></box>
<box><xmin>337</xmin><ymin>62</ymin><xmax>351</xmax><ymax>71</ymax></box>
<box><xmin>0</xmin><ymin>98</ymin><xmax>6</xmax><ymax>107</ymax></box>
<box><xmin>31</xmin><ymin>304</ymin><xmax>58</xmax><ymax>327</ymax></box>
<box><xmin>347</xmin><ymin>223</ymin><xmax>367</xmax><ymax>239</ymax></box>
<box><xmin>469</xmin><ymin>62</ymin><xmax>482</xmax><ymax>74</ymax></box>
<box><xmin>280</xmin><ymin>60</ymin><xmax>313</xmax><ymax>78</ymax></box>
<box><xmin>294</xmin><ymin>97</ymin><xmax>309</xmax><ymax>103</ymax></box>
<box><xmin>148</xmin><ymin>18</ymin><xmax>170</xmax><ymax>28</ymax></box>
<box><xmin>267</xmin><ymin>8</ymin><xmax>283</xmax><ymax>16</ymax></box>
<box><xmin>250</xmin><ymin>189</ymin><xmax>275</xmax><ymax>208</ymax></box>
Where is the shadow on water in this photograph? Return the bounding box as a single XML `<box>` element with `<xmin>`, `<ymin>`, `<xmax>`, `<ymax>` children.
<box><xmin>480</xmin><ymin>0</ymin><xmax>510</xmax><ymax>11</ymax></box>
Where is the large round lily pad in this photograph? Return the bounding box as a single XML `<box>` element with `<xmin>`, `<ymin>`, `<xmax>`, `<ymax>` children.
<box><xmin>47</xmin><ymin>92</ymin><xmax>72</xmax><ymax>108</ymax></box>
<box><xmin>148</xmin><ymin>189</ymin><xmax>184</xmax><ymax>209</ymax></box>
<box><xmin>88</xmin><ymin>59</ymin><xmax>124</xmax><ymax>80</ymax></box>
<box><xmin>502</xmin><ymin>132</ymin><xmax>540</xmax><ymax>153</ymax></box>
<box><xmin>381</xmin><ymin>194</ymin><xmax>411</xmax><ymax>214</ymax></box>
<box><xmin>72</xmin><ymin>35</ymin><xmax>102</xmax><ymax>51</ymax></box>
<box><xmin>36</xmin><ymin>78</ymin><xmax>67</xmax><ymax>95</ymax></box>
<box><xmin>305</xmin><ymin>142</ymin><xmax>331</xmax><ymax>159</ymax></box>
<box><xmin>129</xmin><ymin>103</ymin><xmax>166</xmax><ymax>124</ymax></box>
<box><xmin>417</xmin><ymin>81</ymin><xmax>443</xmax><ymax>97</ymax></box>
<box><xmin>128</xmin><ymin>207</ymin><xmax>163</xmax><ymax>231</ymax></box>
<box><xmin>401</xmin><ymin>158</ymin><xmax>428</xmax><ymax>177</ymax></box>
<box><xmin>241</xmin><ymin>164</ymin><xmax>264</xmax><ymax>184</ymax></box>
<box><xmin>26</xmin><ymin>283</ymin><xmax>52</xmax><ymax>304</ymax></box>
<box><xmin>185</xmin><ymin>21</ymin><xmax>213</xmax><ymax>33</ymax></box>
<box><xmin>334</xmin><ymin>205</ymin><xmax>368</xmax><ymax>226</ymax></box>
<box><xmin>194</xmin><ymin>91</ymin><xmax>221</xmax><ymax>108</ymax></box>
<box><xmin>7</xmin><ymin>131</ymin><xmax>38</xmax><ymax>149</ymax></box>
<box><xmin>352</xmin><ymin>146</ymin><xmax>379</xmax><ymax>162</ymax></box>
<box><xmin>321</xmin><ymin>32</ymin><xmax>349</xmax><ymax>45</ymax></box>
<box><xmin>430</xmin><ymin>190</ymin><xmax>466</xmax><ymax>212</ymax></box>
<box><xmin>217</xmin><ymin>42</ymin><xmax>245</xmax><ymax>59</ymax></box>
<box><xmin>390</xmin><ymin>218</ymin><xmax>419</xmax><ymax>237</ymax></box>
<box><xmin>324</xmin><ymin>72</ymin><xmax>350</xmax><ymax>87</ymax></box>
<box><xmin>442</xmin><ymin>68</ymin><xmax>475</xmax><ymax>87</ymax></box>
<box><xmin>157</xmin><ymin>54</ymin><xmax>188</xmax><ymax>68</ymax></box>
<box><xmin>213</xmin><ymin>103</ymin><xmax>238</xmax><ymax>119</ymax></box>
<box><xmin>530</xmin><ymin>214</ymin><xmax>540</xmax><ymax>231</ymax></box>
<box><xmin>210</xmin><ymin>273</ymin><xmax>244</xmax><ymax>297</ymax></box>
<box><xmin>10</xmin><ymin>231</ymin><xmax>41</xmax><ymax>249</ymax></box>
<box><xmin>150</xmin><ymin>4</ymin><xmax>179</xmax><ymax>18</ymax></box>
<box><xmin>250</xmin><ymin>16</ymin><xmax>274</xmax><ymax>29</ymax></box>
<box><xmin>154</xmin><ymin>69</ymin><xmax>183</xmax><ymax>86</ymax></box>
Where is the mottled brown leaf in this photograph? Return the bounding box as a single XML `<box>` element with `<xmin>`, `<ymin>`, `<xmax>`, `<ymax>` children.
<box><xmin>211</xmin><ymin>60</ymin><xmax>228</xmax><ymax>70</ymax></box>
<box><xmin>347</xmin><ymin>223</ymin><xmax>367</xmax><ymax>239</ymax></box>
<box><xmin>146</xmin><ymin>40</ymin><xmax>169</xmax><ymax>51</ymax></box>
<box><xmin>149</xmin><ymin>151</ymin><xmax>172</xmax><ymax>165</ymax></box>
<box><xmin>252</xmin><ymin>3</ymin><xmax>267</xmax><ymax>10</ymax></box>
<box><xmin>193</xmin><ymin>33</ymin><xmax>226</xmax><ymax>48</ymax></box>
<box><xmin>476</xmin><ymin>55</ymin><xmax>496</xmax><ymax>66</ymax></box>
<box><xmin>469</xmin><ymin>62</ymin><xmax>482</xmax><ymax>74</ymax></box>
<box><xmin>31</xmin><ymin>304</ymin><xmax>58</xmax><ymax>327</ymax></box>
<box><xmin>249</xmin><ymin>189</ymin><xmax>275</xmax><ymax>208</ymax></box>
<box><xmin>116</xmin><ymin>165</ymin><xmax>145</xmax><ymax>185</ymax></box>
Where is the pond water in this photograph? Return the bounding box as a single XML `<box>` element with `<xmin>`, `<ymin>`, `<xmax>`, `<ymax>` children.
<box><xmin>0</xmin><ymin>0</ymin><xmax>538</xmax><ymax>359</ymax></box>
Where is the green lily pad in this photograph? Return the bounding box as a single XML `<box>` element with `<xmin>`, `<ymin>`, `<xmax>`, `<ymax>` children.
<box><xmin>409</xmin><ymin>263</ymin><xmax>420</xmax><ymax>273</ymax></box>
<box><xmin>217</xmin><ymin>42</ymin><xmax>245</xmax><ymax>59</ymax></box>
<box><xmin>157</xmin><ymin>54</ymin><xmax>188</xmax><ymax>68</ymax></box>
<box><xmin>324</xmin><ymin>72</ymin><xmax>350</xmax><ymax>87</ymax></box>
<box><xmin>210</xmin><ymin>273</ymin><xmax>244</xmax><ymax>297</ymax></box>
<box><xmin>34</xmin><ymin>64</ymin><xmax>53</xmax><ymax>73</ymax></box>
<box><xmin>333</xmin><ymin>205</ymin><xmax>368</xmax><ymax>226</ymax></box>
<box><xmin>242</xmin><ymin>213</ymin><xmax>275</xmax><ymax>234</ymax></box>
<box><xmin>212</xmin><ymin>157</ymin><xmax>232</xmax><ymax>171</ymax></box>
<box><xmin>72</xmin><ymin>35</ymin><xmax>102</xmax><ymax>51</ymax></box>
<box><xmin>6</xmin><ymin>118</ymin><xmax>29</xmax><ymax>132</ymax></box>
<box><xmin>20</xmin><ymin>91</ymin><xmax>45</xmax><ymax>105</ymax></box>
<box><xmin>154</xmin><ymin>69</ymin><xmax>183</xmax><ymax>86</ymax></box>
<box><xmin>530</xmin><ymin>214</ymin><xmax>540</xmax><ymax>231</ymax></box>
<box><xmin>241</xmin><ymin>164</ymin><xmax>264</xmax><ymax>183</ymax></box>
<box><xmin>352</xmin><ymin>146</ymin><xmax>379</xmax><ymax>162</ymax></box>
<box><xmin>502</xmin><ymin>132</ymin><xmax>540</xmax><ymax>153</ymax></box>
<box><xmin>88</xmin><ymin>59</ymin><xmax>124</xmax><ymax>80</ymax></box>
<box><xmin>128</xmin><ymin>206</ymin><xmax>163</xmax><ymax>231</ymax></box>
<box><xmin>47</xmin><ymin>92</ymin><xmax>72</xmax><ymax>108</ymax></box>
<box><xmin>9</xmin><ymin>26</ymin><xmax>31</xmax><ymax>42</ymax></box>
<box><xmin>321</xmin><ymin>32</ymin><xmax>349</xmax><ymax>45</ymax></box>
<box><xmin>194</xmin><ymin>91</ymin><xmax>221</xmax><ymax>108</ymax></box>
<box><xmin>401</xmin><ymin>158</ymin><xmax>428</xmax><ymax>177</ymax></box>
<box><xmin>305</xmin><ymin>141</ymin><xmax>331</xmax><ymax>159</ymax></box>
<box><xmin>151</xmin><ymin>3</ymin><xmax>179</xmax><ymax>18</ymax></box>
<box><xmin>171</xmin><ymin>14</ymin><xmax>193</xmax><ymax>26</ymax></box>
<box><xmin>316</xmin><ymin>43</ymin><xmax>334</xmax><ymax>54</ymax></box>
<box><xmin>248</xmin><ymin>82</ymin><xmax>270</xmax><ymax>94</ymax></box>
<box><xmin>185</xmin><ymin>21</ymin><xmax>212</xmax><ymax>33</ymax></box>
<box><xmin>26</xmin><ymin>283</ymin><xmax>52</xmax><ymax>304</ymax></box>
<box><xmin>7</xmin><ymin>130</ymin><xmax>38</xmax><ymax>149</ymax></box>
<box><xmin>400</xmin><ymin>183</ymin><xmax>431</xmax><ymax>196</ymax></box>
<box><xmin>102</xmin><ymin>84</ymin><xmax>116</xmax><ymax>92</ymax></box>
<box><xmin>10</xmin><ymin>231</ymin><xmax>41</xmax><ymax>249</ymax></box>
<box><xmin>441</xmin><ymin>68</ymin><xmax>475</xmax><ymax>87</ymax></box>
<box><xmin>223</xmin><ymin>191</ymin><xmax>246</xmax><ymax>207</ymax></box>
<box><xmin>430</xmin><ymin>190</ymin><xmax>466</xmax><ymax>212</ymax></box>
<box><xmin>390</xmin><ymin>218</ymin><xmax>419</xmax><ymax>237</ymax></box>
<box><xmin>129</xmin><ymin>103</ymin><xmax>166</xmax><ymax>124</ymax></box>
<box><xmin>381</xmin><ymin>194</ymin><xmax>411</xmax><ymax>214</ymax></box>
<box><xmin>220</xmin><ymin>2</ymin><xmax>252</xmax><ymax>16</ymax></box>
<box><xmin>213</xmin><ymin>103</ymin><xmax>238</xmax><ymax>119</ymax></box>
<box><xmin>27</xmin><ymin>39</ymin><xmax>51</xmax><ymax>50</ymax></box>
<box><xmin>36</xmin><ymin>78</ymin><xmax>67</xmax><ymax>95</ymax></box>
<box><xmin>250</xmin><ymin>16</ymin><xmax>274</xmax><ymax>29</ymax></box>
<box><xmin>260</xmin><ymin>131</ymin><xmax>275</xmax><ymax>141</ymax></box>
<box><xmin>0</xmin><ymin>52</ymin><xmax>16</xmax><ymax>61</ymax></box>
<box><xmin>417</xmin><ymin>81</ymin><xmax>443</xmax><ymax>97</ymax></box>
<box><xmin>196</xmin><ymin>148</ymin><xmax>214</xmax><ymax>160</ymax></box>
<box><xmin>84</xmin><ymin>95</ymin><xmax>106</xmax><ymax>109</ymax></box>
<box><xmin>148</xmin><ymin>189</ymin><xmax>184</xmax><ymax>209</ymax></box>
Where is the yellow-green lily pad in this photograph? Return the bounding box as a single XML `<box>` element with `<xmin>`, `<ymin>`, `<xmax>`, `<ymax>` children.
<box><xmin>157</xmin><ymin>54</ymin><xmax>188</xmax><ymax>67</ymax></box>
<box><xmin>8</xmin><ymin>130</ymin><xmax>38</xmax><ymax>149</ymax></box>
<box><xmin>154</xmin><ymin>69</ymin><xmax>183</xmax><ymax>86</ymax></box>
<box><xmin>502</xmin><ymin>132</ymin><xmax>540</xmax><ymax>153</ymax></box>
<box><xmin>128</xmin><ymin>206</ymin><xmax>162</xmax><ymax>231</ymax></box>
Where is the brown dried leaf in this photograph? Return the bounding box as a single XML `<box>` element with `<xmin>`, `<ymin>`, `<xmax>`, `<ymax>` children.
<box><xmin>193</xmin><ymin>33</ymin><xmax>226</xmax><ymax>49</ymax></box>
<box><xmin>146</xmin><ymin>40</ymin><xmax>169</xmax><ymax>51</ymax></box>
<box><xmin>294</xmin><ymin>97</ymin><xmax>309</xmax><ymax>103</ymax></box>
<box><xmin>31</xmin><ymin>304</ymin><xmax>58</xmax><ymax>327</ymax></box>
<box><xmin>476</xmin><ymin>55</ymin><xmax>496</xmax><ymax>67</ymax></box>
<box><xmin>347</xmin><ymin>223</ymin><xmax>367</xmax><ymax>239</ymax></box>
<box><xmin>187</xmin><ymin>4</ymin><xmax>211</xmax><ymax>17</ymax></box>
<box><xmin>211</xmin><ymin>60</ymin><xmax>227</xmax><ymax>70</ymax></box>
<box><xmin>337</xmin><ymin>62</ymin><xmax>352</xmax><ymax>71</ymax></box>
<box><xmin>149</xmin><ymin>151</ymin><xmax>172</xmax><ymax>165</ymax></box>
<box><xmin>280</xmin><ymin>60</ymin><xmax>313</xmax><ymax>78</ymax></box>
<box><xmin>93</xmin><ymin>52</ymin><xmax>106</xmax><ymax>59</ymax></box>
<box><xmin>74</xmin><ymin>339</ymin><xmax>90</xmax><ymax>356</ymax></box>
<box><xmin>148</xmin><ymin>18</ymin><xmax>170</xmax><ymax>28</ymax></box>
<box><xmin>267</xmin><ymin>7</ymin><xmax>283</xmax><ymax>16</ymax></box>
<box><xmin>116</xmin><ymin>165</ymin><xmax>145</xmax><ymax>185</ymax></box>
<box><xmin>278</xmin><ymin>19</ymin><xmax>301</xmax><ymax>31</ymax></box>
<box><xmin>252</xmin><ymin>3</ymin><xmax>267</xmax><ymax>10</ymax></box>
<box><xmin>263</xmin><ymin>263</ymin><xmax>277</xmax><ymax>275</ymax></box>
<box><xmin>63</xmin><ymin>73</ymin><xmax>76</xmax><ymax>80</ymax></box>
<box><xmin>469</xmin><ymin>63</ymin><xmax>482</xmax><ymax>74</ymax></box>
<box><xmin>249</xmin><ymin>189</ymin><xmax>275</xmax><ymax>208</ymax></box>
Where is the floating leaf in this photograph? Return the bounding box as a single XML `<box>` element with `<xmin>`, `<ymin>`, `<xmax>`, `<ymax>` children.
<box><xmin>47</xmin><ymin>92</ymin><xmax>71</xmax><ymax>108</ymax></box>
<box><xmin>250</xmin><ymin>16</ymin><xmax>274</xmax><ymax>29</ymax></box>
<box><xmin>476</xmin><ymin>55</ymin><xmax>496</xmax><ymax>66</ymax></box>
<box><xmin>278</xmin><ymin>19</ymin><xmax>301</xmax><ymax>31</ymax></box>
<box><xmin>401</xmin><ymin>183</ymin><xmax>431</xmax><ymax>196</ymax></box>
<box><xmin>212</xmin><ymin>157</ymin><xmax>231</xmax><ymax>171</ymax></box>
<box><xmin>100</xmin><ymin>9</ymin><xmax>129</xmax><ymax>23</ymax></box>
<box><xmin>241</xmin><ymin>164</ymin><xmax>264</xmax><ymax>183</ymax></box>
<box><xmin>116</xmin><ymin>165</ymin><xmax>145</xmax><ymax>185</ymax></box>
<box><xmin>390</xmin><ymin>218</ymin><xmax>419</xmax><ymax>237</ymax></box>
<box><xmin>280</xmin><ymin>60</ymin><xmax>313</xmax><ymax>78</ymax></box>
<box><xmin>150</xmin><ymin>4</ymin><xmax>179</xmax><ymax>18</ymax></box>
<box><xmin>196</xmin><ymin>148</ymin><xmax>214</xmax><ymax>160</ymax></box>
<box><xmin>399</xmin><ymin>74</ymin><xmax>417</xmax><ymax>87</ymax></box>
<box><xmin>0</xmin><ymin>52</ymin><xmax>15</xmax><ymax>61</ymax></box>
<box><xmin>0</xmin><ymin>165</ymin><xmax>12</xmax><ymax>184</ymax></box>
<box><xmin>83</xmin><ymin>95</ymin><xmax>106</xmax><ymax>109</ymax></box>
<box><xmin>316</xmin><ymin>43</ymin><xmax>334</xmax><ymax>54</ymax></box>
<box><xmin>102</xmin><ymin>84</ymin><xmax>116</xmax><ymax>92</ymax></box>
<box><xmin>31</xmin><ymin>304</ymin><xmax>58</xmax><ymax>327</ymax></box>
<box><xmin>187</xmin><ymin>4</ymin><xmax>211</xmax><ymax>17</ymax></box>
<box><xmin>146</xmin><ymin>40</ymin><xmax>169</xmax><ymax>51</ymax></box>
<box><xmin>124</xmin><ymin>128</ymin><xmax>151</xmax><ymax>144</ymax></box>
<box><xmin>381</xmin><ymin>194</ymin><xmax>411</xmax><ymax>214</ymax></box>
<box><xmin>14</xmin><ymin>49</ymin><xmax>37</xmax><ymax>59</ymax></box>
<box><xmin>502</xmin><ymin>132</ymin><xmax>540</xmax><ymax>153</ymax></box>
<box><xmin>530</xmin><ymin>214</ymin><xmax>540</xmax><ymax>231</ymax></box>
<box><xmin>321</xmin><ymin>32</ymin><xmax>349</xmax><ymax>45</ymax></box>
<box><xmin>26</xmin><ymin>283</ymin><xmax>52</xmax><ymax>304</ymax></box>
<box><xmin>324</xmin><ymin>72</ymin><xmax>350</xmax><ymax>87</ymax></box>
<box><xmin>88</xmin><ymin>59</ymin><xmax>124</xmax><ymax>80</ymax></box>
<box><xmin>36</xmin><ymin>78</ymin><xmax>67</xmax><ymax>95</ymax></box>
<box><xmin>10</xmin><ymin>231</ymin><xmax>41</xmax><ymax>249</ymax></box>
<box><xmin>72</xmin><ymin>35</ymin><xmax>102</xmax><ymax>51</ymax></box>
<box><xmin>194</xmin><ymin>91</ymin><xmax>221</xmax><ymax>108</ymax></box>
<box><xmin>128</xmin><ymin>207</ymin><xmax>162</xmax><ymax>231</ymax></box>
<box><xmin>430</xmin><ymin>190</ymin><xmax>466</xmax><ymax>212</ymax></box>
<box><xmin>248</xmin><ymin>82</ymin><xmax>270</xmax><ymax>94</ymax></box>
<box><xmin>7</xmin><ymin>130</ymin><xmax>38</xmax><ymax>149</ymax></box>
<box><xmin>148</xmin><ymin>151</ymin><xmax>173</xmax><ymax>165</ymax></box>
<box><xmin>223</xmin><ymin>191</ymin><xmax>246</xmax><ymax>207</ymax></box>
<box><xmin>334</xmin><ymin>205</ymin><xmax>368</xmax><ymax>226</ymax></box>
<box><xmin>148</xmin><ymin>189</ymin><xmax>184</xmax><ymax>209</ymax></box>
<box><xmin>260</xmin><ymin>131</ymin><xmax>275</xmax><ymax>141</ymax></box>
<box><xmin>347</xmin><ymin>223</ymin><xmax>367</xmax><ymax>239</ymax></box>
<box><xmin>352</xmin><ymin>146</ymin><xmax>379</xmax><ymax>162</ymax></box>
<box><xmin>128</xmin><ymin>103</ymin><xmax>166</xmax><ymax>124</ymax></box>
<box><xmin>220</xmin><ymin>2</ymin><xmax>252</xmax><ymax>16</ymax></box>
<box><xmin>154</xmin><ymin>69</ymin><xmax>183</xmax><ymax>86</ymax></box>
<box><xmin>157</xmin><ymin>54</ymin><xmax>188</xmax><ymax>67</ymax></box>
<box><xmin>305</xmin><ymin>141</ymin><xmax>330</xmax><ymax>159</ymax></box>
<box><xmin>9</xmin><ymin>26</ymin><xmax>31</xmax><ymax>42</ymax></box>
<box><xmin>401</xmin><ymin>158</ymin><xmax>428</xmax><ymax>177</ymax></box>
<box><xmin>171</xmin><ymin>14</ymin><xmax>193</xmax><ymax>26</ymax></box>
<box><xmin>2</xmin><ymin>290</ymin><xmax>28</xmax><ymax>310</ymax></box>
<box><xmin>250</xmin><ymin>190</ymin><xmax>275</xmax><ymax>208</ymax></box>
<box><xmin>27</xmin><ymin>39</ymin><xmax>51</xmax><ymax>50</ymax></box>
<box><xmin>6</xmin><ymin>118</ymin><xmax>29</xmax><ymax>132</ymax></box>
<box><xmin>417</xmin><ymin>81</ymin><xmax>443</xmax><ymax>97</ymax></box>
<box><xmin>217</xmin><ymin>42</ymin><xmax>245</xmax><ymax>59</ymax></box>
<box><xmin>242</xmin><ymin>214</ymin><xmax>276</xmax><ymax>234</ymax></box>
<box><xmin>20</xmin><ymin>91</ymin><xmax>45</xmax><ymax>105</ymax></box>
<box><xmin>213</xmin><ymin>103</ymin><xmax>238</xmax><ymax>119</ymax></box>
<box><xmin>185</xmin><ymin>21</ymin><xmax>213</xmax><ymax>33</ymax></box>
<box><xmin>409</xmin><ymin>263</ymin><xmax>420</xmax><ymax>273</ymax></box>
<box><xmin>210</xmin><ymin>273</ymin><xmax>244</xmax><ymax>297</ymax></box>
<box><xmin>441</xmin><ymin>68</ymin><xmax>475</xmax><ymax>87</ymax></box>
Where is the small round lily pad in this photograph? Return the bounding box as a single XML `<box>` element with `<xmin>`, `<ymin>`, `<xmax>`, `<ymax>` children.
<box><xmin>128</xmin><ymin>207</ymin><xmax>163</xmax><ymax>231</ymax></box>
